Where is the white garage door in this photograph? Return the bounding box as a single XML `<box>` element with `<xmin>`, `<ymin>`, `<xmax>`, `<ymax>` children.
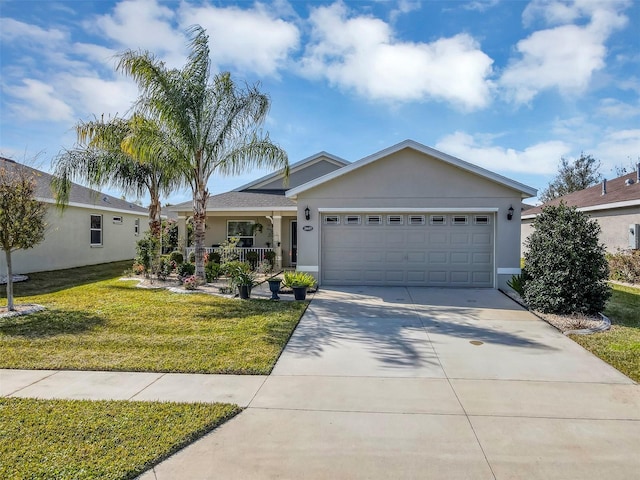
<box><xmin>321</xmin><ymin>213</ymin><xmax>494</xmax><ymax>287</ymax></box>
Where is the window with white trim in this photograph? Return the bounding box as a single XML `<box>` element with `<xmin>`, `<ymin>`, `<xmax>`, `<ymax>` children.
<box><xmin>366</xmin><ymin>215</ymin><xmax>382</xmax><ymax>225</ymax></box>
<box><xmin>227</xmin><ymin>220</ymin><xmax>255</xmax><ymax>247</ymax></box>
<box><xmin>112</xmin><ymin>216</ymin><xmax>123</xmax><ymax>224</ymax></box>
<box><xmin>344</xmin><ymin>215</ymin><xmax>361</xmax><ymax>225</ymax></box>
<box><xmin>324</xmin><ymin>215</ymin><xmax>340</xmax><ymax>225</ymax></box>
<box><xmin>474</xmin><ymin>215</ymin><xmax>490</xmax><ymax>225</ymax></box>
<box><xmin>430</xmin><ymin>215</ymin><xmax>446</xmax><ymax>225</ymax></box>
<box><xmin>387</xmin><ymin>215</ymin><xmax>403</xmax><ymax>225</ymax></box>
<box><xmin>452</xmin><ymin>215</ymin><xmax>468</xmax><ymax>225</ymax></box>
<box><xmin>90</xmin><ymin>214</ymin><xmax>103</xmax><ymax>246</ymax></box>
<box><xmin>134</xmin><ymin>218</ymin><xmax>140</xmax><ymax>236</ymax></box>
<box><xmin>409</xmin><ymin>215</ymin><xmax>425</xmax><ymax>225</ymax></box>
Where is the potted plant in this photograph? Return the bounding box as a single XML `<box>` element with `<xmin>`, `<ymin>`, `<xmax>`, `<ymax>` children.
<box><xmin>267</xmin><ymin>277</ymin><xmax>282</xmax><ymax>300</ymax></box>
<box><xmin>225</xmin><ymin>261</ymin><xmax>255</xmax><ymax>299</ymax></box>
<box><xmin>283</xmin><ymin>271</ymin><xmax>316</xmax><ymax>301</ymax></box>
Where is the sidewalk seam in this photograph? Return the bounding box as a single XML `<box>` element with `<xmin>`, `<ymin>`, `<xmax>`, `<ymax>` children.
<box><xmin>3</xmin><ymin>370</ymin><xmax>60</xmax><ymax>397</ymax></box>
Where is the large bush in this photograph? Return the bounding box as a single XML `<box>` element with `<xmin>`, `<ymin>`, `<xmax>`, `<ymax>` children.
<box><xmin>524</xmin><ymin>203</ymin><xmax>610</xmax><ymax>314</ymax></box>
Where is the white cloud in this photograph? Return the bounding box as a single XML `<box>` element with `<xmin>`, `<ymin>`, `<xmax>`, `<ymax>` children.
<box><xmin>93</xmin><ymin>0</ymin><xmax>187</xmax><ymax>67</ymax></box>
<box><xmin>435</xmin><ymin>131</ymin><xmax>570</xmax><ymax>174</ymax></box>
<box><xmin>300</xmin><ymin>2</ymin><xmax>494</xmax><ymax>109</ymax></box>
<box><xmin>594</xmin><ymin>129</ymin><xmax>640</xmax><ymax>171</ymax></box>
<box><xmin>178</xmin><ymin>2</ymin><xmax>300</xmax><ymax>76</ymax></box>
<box><xmin>500</xmin><ymin>0</ymin><xmax>630</xmax><ymax>104</ymax></box>
<box><xmin>597</xmin><ymin>98</ymin><xmax>640</xmax><ymax>119</ymax></box>
<box><xmin>0</xmin><ymin>18</ymin><xmax>67</xmax><ymax>45</ymax></box>
<box><xmin>60</xmin><ymin>75</ymin><xmax>139</xmax><ymax>119</ymax></box>
<box><xmin>5</xmin><ymin>79</ymin><xmax>75</xmax><ymax>122</ymax></box>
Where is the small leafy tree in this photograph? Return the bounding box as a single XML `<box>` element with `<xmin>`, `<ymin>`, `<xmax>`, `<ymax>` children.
<box><xmin>524</xmin><ymin>203</ymin><xmax>610</xmax><ymax>314</ymax></box>
<box><xmin>0</xmin><ymin>163</ymin><xmax>47</xmax><ymax>311</ymax></box>
<box><xmin>539</xmin><ymin>154</ymin><xmax>602</xmax><ymax>203</ymax></box>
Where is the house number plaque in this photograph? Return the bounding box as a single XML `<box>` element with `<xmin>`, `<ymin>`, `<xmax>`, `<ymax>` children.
<box><xmin>302</xmin><ymin>226</ymin><xmax>313</xmax><ymax>231</ymax></box>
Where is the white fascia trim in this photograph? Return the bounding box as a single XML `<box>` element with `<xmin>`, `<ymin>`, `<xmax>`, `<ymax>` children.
<box><xmin>287</xmin><ymin>139</ymin><xmax>537</xmax><ymax>199</ymax></box>
<box><xmin>233</xmin><ymin>152</ymin><xmax>350</xmax><ymax>192</ymax></box>
<box><xmin>317</xmin><ymin>207</ymin><xmax>499</xmax><ymax>213</ymax></box>
<box><xmin>205</xmin><ymin>206</ymin><xmax>297</xmax><ymax>212</ymax></box>
<box><xmin>39</xmin><ymin>198</ymin><xmax>147</xmax><ymax>216</ymax></box>
<box><xmin>497</xmin><ymin>268</ymin><xmax>521</xmax><ymax>275</ymax></box>
<box><xmin>296</xmin><ymin>265</ymin><xmax>319</xmax><ymax>272</ymax></box>
<box><xmin>522</xmin><ymin>198</ymin><xmax>640</xmax><ymax>219</ymax></box>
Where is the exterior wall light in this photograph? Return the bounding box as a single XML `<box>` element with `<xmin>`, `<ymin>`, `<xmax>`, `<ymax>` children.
<box><xmin>507</xmin><ymin>205</ymin><xmax>514</xmax><ymax>221</ymax></box>
<box><xmin>304</xmin><ymin>206</ymin><xmax>311</xmax><ymax>221</ymax></box>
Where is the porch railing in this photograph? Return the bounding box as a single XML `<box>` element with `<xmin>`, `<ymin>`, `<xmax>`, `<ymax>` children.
<box><xmin>185</xmin><ymin>246</ymin><xmax>275</xmax><ymax>264</ymax></box>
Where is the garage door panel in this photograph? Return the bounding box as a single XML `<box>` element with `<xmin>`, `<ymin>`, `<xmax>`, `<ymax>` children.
<box><xmin>407</xmin><ymin>251</ymin><xmax>426</xmax><ymax>263</ymax></box>
<box><xmin>450</xmin><ymin>252</ymin><xmax>470</xmax><ymax>264</ymax></box>
<box><xmin>451</xmin><ymin>233</ymin><xmax>471</xmax><ymax>245</ymax></box>
<box><xmin>385</xmin><ymin>251</ymin><xmax>405</xmax><ymax>263</ymax></box>
<box><xmin>473</xmin><ymin>252</ymin><xmax>492</xmax><ymax>265</ymax></box>
<box><xmin>322</xmin><ymin>213</ymin><xmax>493</xmax><ymax>287</ymax></box>
<box><xmin>407</xmin><ymin>270</ymin><xmax>426</xmax><ymax>282</ymax></box>
<box><xmin>428</xmin><ymin>251</ymin><xmax>448</xmax><ymax>264</ymax></box>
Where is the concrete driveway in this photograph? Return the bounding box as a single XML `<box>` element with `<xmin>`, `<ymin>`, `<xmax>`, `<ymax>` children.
<box><xmin>142</xmin><ymin>287</ymin><xmax>640</xmax><ymax>480</ymax></box>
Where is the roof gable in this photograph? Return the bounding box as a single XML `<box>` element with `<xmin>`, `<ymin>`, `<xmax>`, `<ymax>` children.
<box><xmin>0</xmin><ymin>157</ymin><xmax>147</xmax><ymax>214</ymax></box>
<box><xmin>286</xmin><ymin>140</ymin><xmax>537</xmax><ymax>199</ymax></box>
<box><xmin>234</xmin><ymin>152</ymin><xmax>349</xmax><ymax>193</ymax></box>
<box><xmin>523</xmin><ymin>170</ymin><xmax>640</xmax><ymax>217</ymax></box>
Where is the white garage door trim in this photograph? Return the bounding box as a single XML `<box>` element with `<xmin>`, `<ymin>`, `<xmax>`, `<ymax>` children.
<box><xmin>318</xmin><ymin>207</ymin><xmax>499</xmax><ymax>213</ymax></box>
<box><xmin>320</xmin><ymin>210</ymin><xmax>496</xmax><ymax>288</ymax></box>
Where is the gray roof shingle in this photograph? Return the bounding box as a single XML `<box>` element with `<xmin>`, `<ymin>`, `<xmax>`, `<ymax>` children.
<box><xmin>524</xmin><ymin>171</ymin><xmax>640</xmax><ymax>216</ymax></box>
<box><xmin>0</xmin><ymin>157</ymin><xmax>148</xmax><ymax>214</ymax></box>
<box><xmin>170</xmin><ymin>191</ymin><xmax>296</xmax><ymax>211</ymax></box>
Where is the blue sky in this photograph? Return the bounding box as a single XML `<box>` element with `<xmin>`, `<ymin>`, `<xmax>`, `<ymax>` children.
<box><xmin>1</xmin><ymin>0</ymin><xmax>638</xmax><ymax>205</ymax></box>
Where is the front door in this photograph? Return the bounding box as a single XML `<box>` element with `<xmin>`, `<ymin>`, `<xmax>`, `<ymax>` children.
<box><xmin>291</xmin><ymin>220</ymin><xmax>298</xmax><ymax>265</ymax></box>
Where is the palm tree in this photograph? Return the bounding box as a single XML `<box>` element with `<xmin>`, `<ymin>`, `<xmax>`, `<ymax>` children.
<box><xmin>116</xmin><ymin>25</ymin><xmax>289</xmax><ymax>279</ymax></box>
<box><xmin>52</xmin><ymin>115</ymin><xmax>183</xmax><ymax>239</ymax></box>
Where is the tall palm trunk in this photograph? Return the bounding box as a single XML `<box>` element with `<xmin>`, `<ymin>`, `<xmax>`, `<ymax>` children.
<box><xmin>193</xmin><ymin>180</ymin><xmax>208</xmax><ymax>279</ymax></box>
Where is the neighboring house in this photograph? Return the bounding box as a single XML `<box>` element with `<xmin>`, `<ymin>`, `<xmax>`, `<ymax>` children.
<box><xmin>521</xmin><ymin>169</ymin><xmax>640</xmax><ymax>254</ymax></box>
<box><xmin>171</xmin><ymin>140</ymin><xmax>536</xmax><ymax>289</ymax></box>
<box><xmin>0</xmin><ymin>157</ymin><xmax>148</xmax><ymax>274</ymax></box>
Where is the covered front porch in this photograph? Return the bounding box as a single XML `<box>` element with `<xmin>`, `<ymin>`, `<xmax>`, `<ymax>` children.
<box><xmin>177</xmin><ymin>210</ymin><xmax>298</xmax><ymax>268</ymax></box>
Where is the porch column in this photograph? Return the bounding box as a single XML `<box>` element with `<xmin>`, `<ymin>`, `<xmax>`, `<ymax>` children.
<box><xmin>272</xmin><ymin>215</ymin><xmax>283</xmax><ymax>269</ymax></box>
<box><xmin>177</xmin><ymin>216</ymin><xmax>187</xmax><ymax>252</ymax></box>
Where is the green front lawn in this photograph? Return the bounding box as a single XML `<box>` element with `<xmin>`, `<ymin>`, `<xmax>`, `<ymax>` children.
<box><xmin>570</xmin><ymin>283</ymin><xmax>640</xmax><ymax>382</ymax></box>
<box><xmin>0</xmin><ymin>262</ymin><xmax>306</xmax><ymax>373</ymax></box>
<box><xmin>0</xmin><ymin>397</ymin><xmax>239</xmax><ymax>479</ymax></box>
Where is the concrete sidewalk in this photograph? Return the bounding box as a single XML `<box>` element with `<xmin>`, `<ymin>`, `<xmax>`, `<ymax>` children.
<box><xmin>1</xmin><ymin>369</ymin><xmax>266</xmax><ymax>407</ymax></box>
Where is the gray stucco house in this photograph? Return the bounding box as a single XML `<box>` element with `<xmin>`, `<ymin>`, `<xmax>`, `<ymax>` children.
<box><xmin>522</xmin><ymin>168</ymin><xmax>640</xmax><ymax>254</ymax></box>
<box><xmin>171</xmin><ymin>140</ymin><xmax>536</xmax><ymax>289</ymax></box>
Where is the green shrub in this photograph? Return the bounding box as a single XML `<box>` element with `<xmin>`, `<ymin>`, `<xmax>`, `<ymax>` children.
<box><xmin>205</xmin><ymin>261</ymin><xmax>222</xmax><ymax>283</ymax></box>
<box><xmin>169</xmin><ymin>250</ymin><xmax>184</xmax><ymax>265</ymax></box>
<box><xmin>245</xmin><ymin>251</ymin><xmax>259</xmax><ymax>270</ymax></box>
<box><xmin>210</xmin><ymin>252</ymin><xmax>221</xmax><ymax>264</ymax></box>
<box><xmin>223</xmin><ymin>261</ymin><xmax>255</xmax><ymax>287</ymax></box>
<box><xmin>283</xmin><ymin>271</ymin><xmax>316</xmax><ymax>289</ymax></box>
<box><xmin>264</xmin><ymin>250</ymin><xmax>276</xmax><ymax>268</ymax></box>
<box><xmin>506</xmin><ymin>269</ymin><xmax>529</xmax><ymax>296</ymax></box>
<box><xmin>177</xmin><ymin>262</ymin><xmax>196</xmax><ymax>278</ymax></box>
<box><xmin>524</xmin><ymin>203</ymin><xmax>610</xmax><ymax>314</ymax></box>
<box><xmin>189</xmin><ymin>252</ymin><xmax>195</xmax><ymax>263</ymax></box>
<box><xmin>607</xmin><ymin>250</ymin><xmax>640</xmax><ymax>284</ymax></box>
<box><xmin>135</xmin><ymin>234</ymin><xmax>159</xmax><ymax>276</ymax></box>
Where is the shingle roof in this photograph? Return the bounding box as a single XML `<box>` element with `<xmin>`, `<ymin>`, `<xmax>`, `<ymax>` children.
<box><xmin>169</xmin><ymin>191</ymin><xmax>296</xmax><ymax>212</ymax></box>
<box><xmin>523</xmin><ymin>171</ymin><xmax>640</xmax><ymax>217</ymax></box>
<box><xmin>0</xmin><ymin>157</ymin><xmax>148</xmax><ymax>214</ymax></box>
